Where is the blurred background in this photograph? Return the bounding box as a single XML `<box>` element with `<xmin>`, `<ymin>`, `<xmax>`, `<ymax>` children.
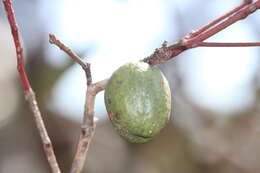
<box><xmin>0</xmin><ymin>0</ymin><xmax>260</xmax><ymax>172</ymax></box>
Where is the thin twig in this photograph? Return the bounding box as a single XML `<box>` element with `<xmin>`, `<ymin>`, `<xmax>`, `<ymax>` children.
<box><xmin>2</xmin><ymin>0</ymin><xmax>61</xmax><ymax>173</ymax></box>
<box><xmin>186</xmin><ymin>0</ymin><xmax>252</xmax><ymax>38</ymax></box>
<box><xmin>197</xmin><ymin>42</ymin><xmax>260</xmax><ymax>47</ymax></box>
<box><xmin>2</xmin><ymin>0</ymin><xmax>30</xmax><ymax>90</ymax></box>
<box><xmin>49</xmin><ymin>33</ymin><xmax>109</xmax><ymax>173</ymax></box>
<box><xmin>143</xmin><ymin>0</ymin><xmax>260</xmax><ymax>65</ymax></box>
<box><xmin>49</xmin><ymin>33</ymin><xmax>92</xmax><ymax>85</ymax></box>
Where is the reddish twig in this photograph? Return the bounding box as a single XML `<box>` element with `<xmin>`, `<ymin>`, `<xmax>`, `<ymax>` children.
<box><xmin>2</xmin><ymin>1</ymin><xmax>61</xmax><ymax>173</ymax></box>
<box><xmin>188</xmin><ymin>1</ymin><xmax>260</xmax><ymax>44</ymax></box>
<box><xmin>186</xmin><ymin>0</ymin><xmax>252</xmax><ymax>39</ymax></box>
<box><xmin>197</xmin><ymin>42</ymin><xmax>260</xmax><ymax>47</ymax></box>
<box><xmin>143</xmin><ymin>0</ymin><xmax>260</xmax><ymax>65</ymax></box>
<box><xmin>49</xmin><ymin>34</ymin><xmax>109</xmax><ymax>173</ymax></box>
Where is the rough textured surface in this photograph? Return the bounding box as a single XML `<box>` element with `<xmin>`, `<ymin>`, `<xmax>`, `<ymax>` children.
<box><xmin>104</xmin><ymin>62</ymin><xmax>171</xmax><ymax>143</ymax></box>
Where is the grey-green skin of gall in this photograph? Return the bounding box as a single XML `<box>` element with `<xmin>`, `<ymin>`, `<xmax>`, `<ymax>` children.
<box><xmin>104</xmin><ymin>62</ymin><xmax>171</xmax><ymax>143</ymax></box>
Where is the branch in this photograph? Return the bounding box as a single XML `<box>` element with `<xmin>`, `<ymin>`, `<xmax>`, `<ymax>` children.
<box><xmin>197</xmin><ymin>42</ymin><xmax>260</xmax><ymax>47</ymax></box>
<box><xmin>49</xmin><ymin>34</ymin><xmax>92</xmax><ymax>85</ymax></box>
<box><xmin>49</xmin><ymin>34</ymin><xmax>108</xmax><ymax>173</ymax></box>
<box><xmin>2</xmin><ymin>0</ymin><xmax>30</xmax><ymax>91</ymax></box>
<box><xmin>48</xmin><ymin>1</ymin><xmax>260</xmax><ymax>172</ymax></box>
<box><xmin>2</xmin><ymin>0</ymin><xmax>61</xmax><ymax>173</ymax></box>
<box><xmin>70</xmin><ymin>79</ymin><xmax>108</xmax><ymax>173</ymax></box>
<box><xmin>186</xmin><ymin>0</ymin><xmax>252</xmax><ymax>38</ymax></box>
<box><xmin>143</xmin><ymin>0</ymin><xmax>260</xmax><ymax>65</ymax></box>
<box><xmin>189</xmin><ymin>0</ymin><xmax>260</xmax><ymax>43</ymax></box>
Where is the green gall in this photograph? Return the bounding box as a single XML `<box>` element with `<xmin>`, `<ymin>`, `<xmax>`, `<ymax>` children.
<box><xmin>104</xmin><ymin>62</ymin><xmax>171</xmax><ymax>143</ymax></box>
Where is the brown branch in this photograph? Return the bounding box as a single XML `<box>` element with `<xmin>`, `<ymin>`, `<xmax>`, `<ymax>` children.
<box><xmin>189</xmin><ymin>0</ymin><xmax>260</xmax><ymax>43</ymax></box>
<box><xmin>143</xmin><ymin>0</ymin><xmax>260</xmax><ymax>66</ymax></box>
<box><xmin>49</xmin><ymin>34</ymin><xmax>108</xmax><ymax>173</ymax></box>
<box><xmin>142</xmin><ymin>40</ymin><xmax>186</xmax><ymax>65</ymax></box>
<box><xmin>70</xmin><ymin>79</ymin><xmax>108</xmax><ymax>173</ymax></box>
<box><xmin>49</xmin><ymin>33</ymin><xmax>92</xmax><ymax>85</ymax></box>
<box><xmin>2</xmin><ymin>0</ymin><xmax>61</xmax><ymax>173</ymax></box>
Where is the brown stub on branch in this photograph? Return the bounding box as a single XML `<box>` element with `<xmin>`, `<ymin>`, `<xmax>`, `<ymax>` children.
<box><xmin>142</xmin><ymin>41</ymin><xmax>171</xmax><ymax>65</ymax></box>
<box><xmin>142</xmin><ymin>40</ymin><xmax>187</xmax><ymax>66</ymax></box>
